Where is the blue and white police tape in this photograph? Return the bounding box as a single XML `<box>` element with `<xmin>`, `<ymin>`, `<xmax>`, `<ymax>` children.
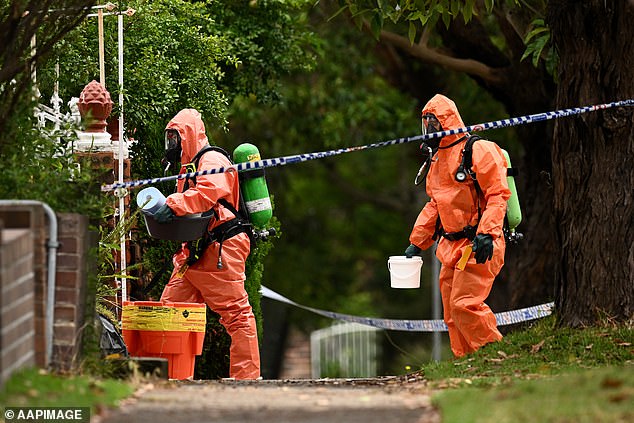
<box><xmin>101</xmin><ymin>98</ymin><xmax>634</xmax><ymax>192</ymax></box>
<box><xmin>261</xmin><ymin>286</ymin><xmax>554</xmax><ymax>332</ymax></box>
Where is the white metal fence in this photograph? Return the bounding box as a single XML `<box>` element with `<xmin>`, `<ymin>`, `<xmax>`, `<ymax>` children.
<box><xmin>310</xmin><ymin>322</ymin><xmax>381</xmax><ymax>378</ymax></box>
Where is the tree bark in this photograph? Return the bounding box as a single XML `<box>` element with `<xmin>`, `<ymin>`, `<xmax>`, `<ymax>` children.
<box><xmin>547</xmin><ymin>0</ymin><xmax>634</xmax><ymax>325</ymax></box>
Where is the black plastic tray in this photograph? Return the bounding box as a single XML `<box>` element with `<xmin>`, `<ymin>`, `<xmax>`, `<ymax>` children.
<box><xmin>142</xmin><ymin>210</ymin><xmax>211</xmax><ymax>241</ymax></box>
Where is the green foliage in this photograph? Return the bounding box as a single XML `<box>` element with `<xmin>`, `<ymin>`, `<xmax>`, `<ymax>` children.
<box><xmin>335</xmin><ymin>0</ymin><xmax>495</xmax><ymax>42</ymax></box>
<box><xmin>206</xmin><ymin>1</ymin><xmax>318</xmax><ymax>104</ymax></box>
<box><xmin>245</xmin><ymin>215</ymin><xmax>282</xmax><ymax>339</ymax></box>
<box><xmin>521</xmin><ymin>18</ymin><xmax>557</xmax><ymax>76</ymax></box>
<box><xmin>0</xmin><ymin>0</ymin><xmax>97</xmax><ymax>151</ymax></box>
<box><xmin>38</xmin><ymin>0</ymin><xmax>316</xmax><ymax>166</ymax></box>
<box><xmin>95</xmin><ymin>210</ymin><xmax>144</xmax><ymax>318</ymax></box>
<box><xmin>338</xmin><ymin>0</ymin><xmax>559</xmax><ymax>81</ymax></box>
<box><xmin>0</xmin><ymin>95</ymin><xmax>108</xmax><ymax>218</ymax></box>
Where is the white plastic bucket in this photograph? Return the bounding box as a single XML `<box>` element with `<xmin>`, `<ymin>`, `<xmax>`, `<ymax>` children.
<box><xmin>388</xmin><ymin>256</ymin><xmax>423</xmax><ymax>289</ymax></box>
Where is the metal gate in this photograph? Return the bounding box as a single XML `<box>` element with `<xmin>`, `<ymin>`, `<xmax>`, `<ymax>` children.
<box><xmin>310</xmin><ymin>322</ymin><xmax>381</xmax><ymax>378</ymax></box>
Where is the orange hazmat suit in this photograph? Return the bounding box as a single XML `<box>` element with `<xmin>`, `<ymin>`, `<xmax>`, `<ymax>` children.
<box><xmin>409</xmin><ymin>95</ymin><xmax>510</xmax><ymax>357</ymax></box>
<box><xmin>160</xmin><ymin>109</ymin><xmax>260</xmax><ymax>380</ymax></box>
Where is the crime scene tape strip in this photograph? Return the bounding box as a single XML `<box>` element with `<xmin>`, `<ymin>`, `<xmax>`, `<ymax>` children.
<box><xmin>102</xmin><ymin>98</ymin><xmax>634</xmax><ymax>192</ymax></box>
<box><xmin>261</xmin><ymin>286</ymin><xmax>554</xmax><ymax>332</ymax></box>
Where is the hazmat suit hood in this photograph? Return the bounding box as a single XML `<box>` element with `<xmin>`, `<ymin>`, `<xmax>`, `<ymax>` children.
<box><xmin>164</xmin><ymin>107</ymin><xmax>241</xmax><ymax>228</ymax></box>
<box><xmin>421</xmin><ymin>94</ymin><xmax>466</xmax><ymax>148</ymax></box>
<box><xmin>165</xmin><ymin>108</ymin><xmax>209</xmax><ymax>164</ymax></box>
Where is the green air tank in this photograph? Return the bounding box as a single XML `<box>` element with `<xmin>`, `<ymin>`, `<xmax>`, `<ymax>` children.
<box><xmin>501</xmin><ymin>149</ymin><xmax>522</xmax><ymax>230</ymax></box>
<box><xmin>233</xmin><ymin>143</ymin><xmax>272</xmax><ymax>228</ymax></box>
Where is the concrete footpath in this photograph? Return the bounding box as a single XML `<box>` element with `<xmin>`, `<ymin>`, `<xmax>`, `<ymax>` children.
<box><xmin>96</xmin><ymin>373</ymin><xmax>440</xmax><ymax>423</ymax></box>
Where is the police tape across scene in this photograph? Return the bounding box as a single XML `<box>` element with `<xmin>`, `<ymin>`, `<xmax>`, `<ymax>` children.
<box><xmin>102</xmin><ymin>98</ymin><xmax>634</xmax><ymax>193</ymax></box>
<box><xmin>261</xmin><ymin>286</ymin><xmax>554</xmax><ymax>332</ymax></box>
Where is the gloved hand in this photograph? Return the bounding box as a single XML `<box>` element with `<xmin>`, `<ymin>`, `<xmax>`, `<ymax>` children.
<box><xmin>154</xmin><ymin>204</ymin><xmax>175</xmax><ymax>223</ymax></box>
<box><xmin>472</xmin><ymin>234</ymin><xmax>493</xmax><ymax>264</ymax></box>
<box><xmin>405</xmin><ymin>244</ymin><xmax>422</xmax><ymax>258</ymax></box>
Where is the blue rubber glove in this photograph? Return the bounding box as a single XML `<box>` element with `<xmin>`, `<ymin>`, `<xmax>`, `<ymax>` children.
<box><xmin>154</xmin><ymin>204</ymin><xmax>175</xmax><ymax>223</ymax></box>
<box><xmin>472</xmin><ymin>234</ymin><xmax>493</xmax><ymax>264</ymax></box>
<box><xmin>404</xmin><ymin>244</ymin><xmax>422</xmax><ymax>258</ymax></box>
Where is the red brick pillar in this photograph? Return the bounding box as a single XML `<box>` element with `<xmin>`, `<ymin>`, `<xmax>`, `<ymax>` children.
<box><xmin>52</xmin><ymin>213</ymin><xmax>96</xmax><ymax>372</ymax></box>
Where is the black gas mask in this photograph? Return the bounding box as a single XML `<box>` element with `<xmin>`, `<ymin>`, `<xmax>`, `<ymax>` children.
<box><xmin>421</xmin><ymin>113</ymin><xmax>443</xmax><ymax>150</ymax></box>
<box><xmin>162</xmin><ymin>129</ymin><xmax>182</xmax><ymax>174</ymax></box>
<box><xmin>415</xmin><ymin>114</ymin><xmax>443</xmax><ymax>185</ymax></box>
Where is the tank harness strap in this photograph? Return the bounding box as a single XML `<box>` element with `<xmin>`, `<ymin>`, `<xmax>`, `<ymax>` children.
<box><xmin>207</xmin><ymin>213</ymin><xmax>252</xmax><ymax>270</ymax></box>
<box><xmin>432</xmin><ymin>135</ymin><xmax>484</xmax><ymax>243</ymax></box>
<box><xmin>183</xmin><ymin>145</ymin><xmax>226</xmax><ymax>191</ymax></box>
<box><xmin>215</xmin><ymin>198</ymin><xmax>255</xmax><ymax>269</ymax></box>
<box><xmin>462</xmin><ymin>135</ymin><xmax>484</xmax><ymax>220</ymax></box>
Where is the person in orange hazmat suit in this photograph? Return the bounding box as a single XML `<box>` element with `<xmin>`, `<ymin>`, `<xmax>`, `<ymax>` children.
<box><xmin>153</xmin><ymin>108</ymin><xmax>260</xmax><ymax>380</ymax></box>
<box><xmin>405</xmin><ymin>94</ymin><xmax>510</xmax><ymax>358</ymax></box>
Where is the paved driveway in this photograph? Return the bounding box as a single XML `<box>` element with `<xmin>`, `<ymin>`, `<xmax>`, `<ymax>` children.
<box><xmin>96</xmin><ymin>374</ymin><xmax>440</xmax><ymax>423</ymax></box>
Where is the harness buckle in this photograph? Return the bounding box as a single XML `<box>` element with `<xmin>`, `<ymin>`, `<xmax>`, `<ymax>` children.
<box><xmin>442</xmin><ymin>224</ymin><xmax>477</xmax><ymax>241</ymax></box>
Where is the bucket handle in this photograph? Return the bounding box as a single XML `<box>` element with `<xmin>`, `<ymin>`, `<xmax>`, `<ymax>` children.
<box><xmin>388</xmin><ymin>262</ymin><xmax>422</xmax><ymax>280</ymax></box>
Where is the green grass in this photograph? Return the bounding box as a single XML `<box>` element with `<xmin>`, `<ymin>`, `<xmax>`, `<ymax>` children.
<box><xmin>0</xmin><ymin>367</ymin><xmax>134</xmax><ymax>414</ymax></box>
<box><xmin>426</xmin><ymin>316</ymin><xmax>634</xmax><ymax>422</ymax></box>
<box><xmin>434</xmin><ymin>366</ymin><xmax>633</xmax><ymax>423</ymax></box>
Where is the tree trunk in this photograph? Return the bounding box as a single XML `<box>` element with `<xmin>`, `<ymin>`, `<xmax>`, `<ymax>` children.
<box><xmin>547</xmin><ymin>0</ymin><xmax>634</xmax><ymax>325</ymax></box>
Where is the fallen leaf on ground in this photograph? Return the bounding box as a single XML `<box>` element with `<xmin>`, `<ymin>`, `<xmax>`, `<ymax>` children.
<box><xmin>531</xmin><ymin>340</ymin><xmax>545</xmax><ymax>353</ymax></box>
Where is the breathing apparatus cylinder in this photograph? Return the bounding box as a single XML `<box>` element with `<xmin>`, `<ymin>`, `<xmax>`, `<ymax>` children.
<box><xmin>502</xmin><ymin>149</ymin><xmax>522</xmax><ymax>230</ymax></box>
<box><xmin>233</xmin><ymin>143</ymin><xmax>273</xmax><ymax>228</ymax></box>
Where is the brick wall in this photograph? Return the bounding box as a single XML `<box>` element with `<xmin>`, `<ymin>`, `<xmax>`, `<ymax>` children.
<box><xmin>0</xmin><ymin>205</ymin><xmax>48</xmax><ymax>366</ymax></box>
<box><xmin>0</xmin><ymin>205</ymin><xmax>97</xmax><ymax>376</ymax></box>
<box><xmin>0</xmin><ymin>226</ymin><xmax>35</xmax><ymax>387</ymax></box>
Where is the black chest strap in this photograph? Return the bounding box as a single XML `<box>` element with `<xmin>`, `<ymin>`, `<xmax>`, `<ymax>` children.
<box><xmin>182</xmin><ymin>145</ymin><xmax>232</xmax><ymax>192</ymax></box>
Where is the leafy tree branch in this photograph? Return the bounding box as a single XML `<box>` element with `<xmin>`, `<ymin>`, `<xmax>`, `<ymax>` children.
<box><xmin>370</xmin><ymin>22</ymin><xmax>503</xmax><ymax>84</ymax></box>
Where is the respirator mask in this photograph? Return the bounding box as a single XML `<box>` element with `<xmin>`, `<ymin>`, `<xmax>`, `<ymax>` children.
<box><xmin>162</xmin><ymin>129</ymin><xmax>182</xmax><ymax>174</ymax></box>
<box><xmin>421</xmin><ymin>113</ymin><xmax>443</xmax><ymax>150</ymax></box>
<box><xmin>415</xmin><ymin>114</ymin><xmax>443</xmax><ymax>185</ymax></box>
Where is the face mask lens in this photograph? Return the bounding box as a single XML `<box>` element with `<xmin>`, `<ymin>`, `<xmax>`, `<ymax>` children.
<box><xmin>165</xmin><ymin>130</ymin><xmax>181</xmax><ymax>150</ymax></box>
<box><xmin>162</xmin><ymin>129</ymin><xmax>182</xmax><ymax>173</ymax></box>
<box><xmin>421</xmin><ymin>114</ymin><xmax>440</xmax><ymax>135</ymax></box>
